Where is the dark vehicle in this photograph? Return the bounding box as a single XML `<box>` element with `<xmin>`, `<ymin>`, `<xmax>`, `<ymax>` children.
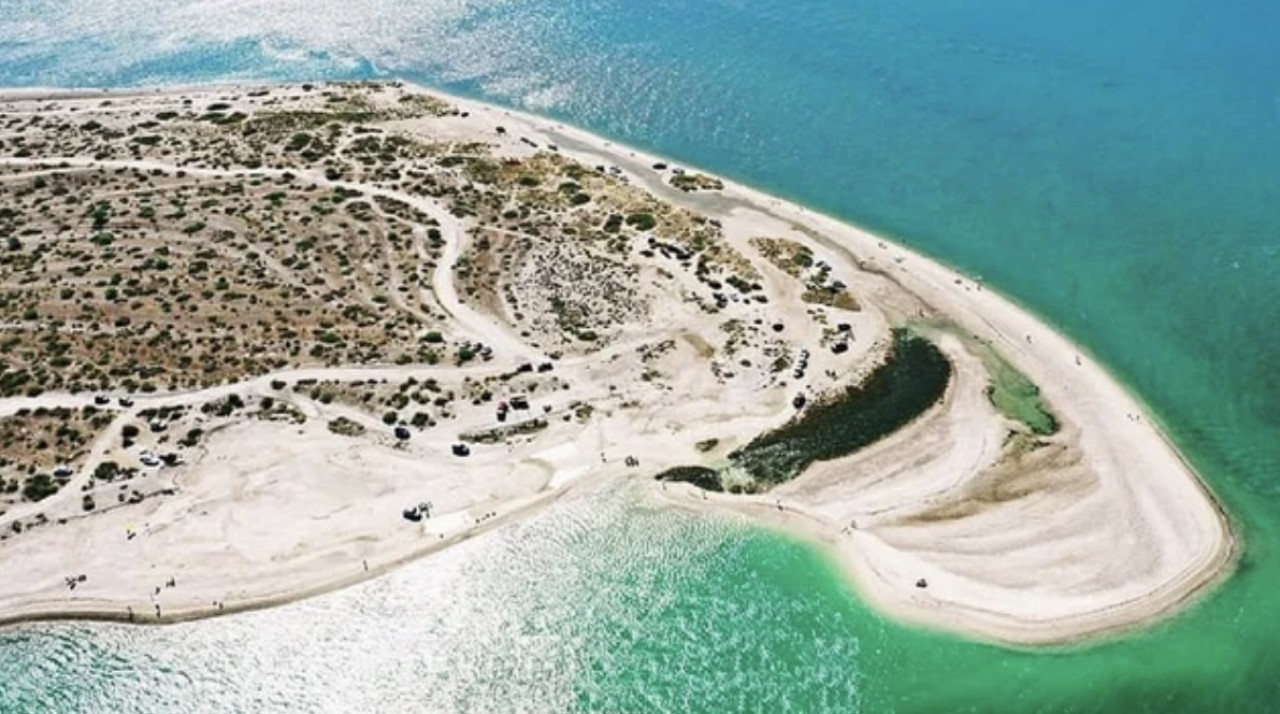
<box><xmin>394</xmin><ymin>425</ymin><xmax>411</xmax><ymax>441</ymax></box>
<box><xmin>118</xmin><ymin>397</ymin><xmax>135</xmax><ymax>408</ymax></box>
<box><xmin>452</xmin><ymin>443</ymin><xmax>471</xmax><ymax>457</ymax></box>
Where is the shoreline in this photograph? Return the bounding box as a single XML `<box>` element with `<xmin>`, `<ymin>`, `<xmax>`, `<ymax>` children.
<box><xmin>652</xmin><ymin>477</ymin><xmax>1236</xmax><ymax>648</ymax></box>
<box><xmin>0</xmin><ymin>79</ymin><xmax>1236</xmax><ymax>646</ymax></box>
<box><xmin>0</xmin><ymin>481</ymin><xmax>579</xmax><ymax>631</ymax></box>
<box><xmin>418</xmin><ymin>79</ymin><xmax>1237</xmax><ymax>645</ymax></box>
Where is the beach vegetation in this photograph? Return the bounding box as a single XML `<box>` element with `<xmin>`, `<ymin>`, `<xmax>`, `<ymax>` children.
<box><xmin>328</xmin><ymin>417</ymin><xmax>367</xmax><ymax>437</ymax></box>
<box><xmin>461</xmin><ymin>417</ymin><xmax>548</xmax><ymax>444</ymax></box>
<box><xmin>670</xmin><ymin>172</ymin><xmax>724</xmax><ymax>192</ymax></box>
<box><xmin>625</xmin><ymin>213</ymin><xmax>657</xmax><ymax>231</ymax></box>
<box><xmin>93</xmin><ymin>461</ymin><xmax>120</xmax><ymax>482</ymax></box>
<box><xmin>21</xmin><ymin>473</ymin><xmax>59</xmax><ymax>502</ymax></box>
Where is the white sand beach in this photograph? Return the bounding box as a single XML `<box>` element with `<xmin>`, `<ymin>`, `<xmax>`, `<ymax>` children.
<box><xmin>0</xmin><ymin>81</ymin><xmax>1233</xmax><ymax>645</ymax></box>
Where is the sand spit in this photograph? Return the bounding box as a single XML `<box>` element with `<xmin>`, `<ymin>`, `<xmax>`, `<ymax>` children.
<box><xmin>0</xmin><ymin>81</ymin><xmax>1233</xmax><ymax>645</ymax></box>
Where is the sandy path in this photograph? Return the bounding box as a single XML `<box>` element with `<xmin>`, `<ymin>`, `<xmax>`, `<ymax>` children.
<box><xmin>445</xmin><ymin>89</ymin><xmax>1234</xmax><ymax>645</ymax></box>
<box><xmin>0</xmin><ymin>83</ymin><xmax>1234</xmax><ymax>647</ymax></box>
<box><xmin>0</xmin><ymin>156</ymin><xmax>543</xmax><ymax>362</ymax></box>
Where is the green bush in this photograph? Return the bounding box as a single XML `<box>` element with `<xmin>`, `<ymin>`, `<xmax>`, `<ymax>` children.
<box><xmin>22</xmin><ymin>474</ymin><xmax>58</xmax><ymax>502</ymax></box>
<box><xmin>625</xmin><ymin>213</ymin><xmax>657</xmax><ymax>231</ymax></box>
<box><xmin>94</xmin><ymin>461</ymin><xmax>120</xmax><ymax>481</ymax></box>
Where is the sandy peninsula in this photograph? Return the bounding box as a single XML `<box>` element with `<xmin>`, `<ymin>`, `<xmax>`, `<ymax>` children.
<box><xmin>0</xmin><ymin>81</ymin><xmax>1233</xmax><ymax>645</ymax></box>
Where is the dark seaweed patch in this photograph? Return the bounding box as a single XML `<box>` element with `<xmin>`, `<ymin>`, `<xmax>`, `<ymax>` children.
<box><xmin>654</xmin><ymin>466</ymin><xmax>723</xmax><ymax>492</ymax></box>
<box><xmin>729</xmin><ymin>329</ymin><xmax>951</xmax><ymax>485</ymax></box>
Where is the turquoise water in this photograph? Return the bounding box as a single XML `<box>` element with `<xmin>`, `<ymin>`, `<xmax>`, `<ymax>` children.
<box><xmin>1</xmin><ymin>0</ymin><xmax>1278</xmax><ymax>711</ymax></box>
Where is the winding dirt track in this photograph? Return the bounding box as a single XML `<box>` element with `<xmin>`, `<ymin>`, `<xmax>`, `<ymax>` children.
<box><xmin>0</xmin><ymin>89</ymin><xmax>1235</xmax><ymax>646</ymax></box>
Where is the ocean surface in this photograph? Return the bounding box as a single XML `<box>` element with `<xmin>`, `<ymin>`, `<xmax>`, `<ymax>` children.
<box><xmin>1</xmin><ymin>0</ymin><xmax>1278</xmax><ymax>711</ymax></box>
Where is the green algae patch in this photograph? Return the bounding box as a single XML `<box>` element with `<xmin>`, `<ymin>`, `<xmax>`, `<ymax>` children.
<box><xmin>949</xmin><ymin>332</ymin><xmax>1058</xmax><ymax>436</ymax></box>
<box><xmin>914</xmin><ymin>320</ymin><xmax>1060</xmax><ymax>437</ymax></box>
<box><xmin>728</xmin><ymin>329</ymin><xmax>951</xmax><ymax>487</ymax></box>
<box><xmin>984</xmin><ymin>355</ymin><xmax>1059</xmax><ymax>435</ymax></box>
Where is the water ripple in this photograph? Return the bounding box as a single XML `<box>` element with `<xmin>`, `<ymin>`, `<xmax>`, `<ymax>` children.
<box><xmin>0</xmin><ymin>485</ymin><xmax>863</xmax><ymax>713</ymax></box>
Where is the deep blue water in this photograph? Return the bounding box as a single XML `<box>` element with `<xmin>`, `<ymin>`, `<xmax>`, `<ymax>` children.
<box><xmin>1</xmin><ymin>0</ymin><xmax>1278</xmax><ymax>711</ymax></box>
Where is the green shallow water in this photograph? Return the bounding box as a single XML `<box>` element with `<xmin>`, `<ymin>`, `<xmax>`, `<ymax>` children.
<box><xmin>0</xmin><ymin>483</ymin><xmax>1272</xmax><ymax>713</ymax></box>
